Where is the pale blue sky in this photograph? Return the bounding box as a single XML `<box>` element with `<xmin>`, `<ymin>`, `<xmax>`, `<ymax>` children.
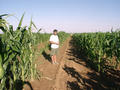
<box><xmin>1</xmin><ymin>0</ymin><xmax>120</xmax><ymax>33</ymax></box>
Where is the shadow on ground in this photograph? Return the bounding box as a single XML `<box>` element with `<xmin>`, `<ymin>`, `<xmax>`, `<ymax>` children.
<box><xmin>63</xmin><ymin>39</ymin><xmax>120</xmax><ymax>90</ymax></box>
<box><xmin>42</xmin><ymin>50</ymin><xmax>51</xmax><ymax>62</ymax></box>
<box><xmin>14</xmin><ymin>79</ymin><xmax>33</xmax><ymax>90</ymax></box>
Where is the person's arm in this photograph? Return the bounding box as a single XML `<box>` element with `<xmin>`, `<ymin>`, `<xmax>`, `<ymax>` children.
<box><xmin>49</xmin><ymin>41</ymin><xmax>59</xmax><ymax>45</ymax></box>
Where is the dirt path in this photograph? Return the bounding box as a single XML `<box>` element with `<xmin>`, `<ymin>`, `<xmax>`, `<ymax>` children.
<box><xmin>24</xmin><ymin>37</ymin><xmax>120</xmax><ymax>90</ymax></box>
<box><xmin>52</xmin><ymin>38</ymin><xmax>97</xmax><ymax>90</ymax></box>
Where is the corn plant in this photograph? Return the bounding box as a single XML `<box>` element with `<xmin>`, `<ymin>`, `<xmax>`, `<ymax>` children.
<box><xmin>72</xmin><ymin>31</ymin><xmax>120</xmax><ymax>72</ymax></box>
<box><xmin>0</xmin><ymin>14</ymin><xmax>39</xmax><ymax>89</ymax></box>
<box><xmin>58</xmin><ymin>31</ymin><xmax>70</xmax><ymax>45</ymax></box>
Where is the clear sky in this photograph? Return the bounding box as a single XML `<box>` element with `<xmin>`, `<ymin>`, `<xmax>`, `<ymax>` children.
<box><xmin>0</xmin><ymin>0</ymin><xmax>120</xmax><ymax>33</ymax></box>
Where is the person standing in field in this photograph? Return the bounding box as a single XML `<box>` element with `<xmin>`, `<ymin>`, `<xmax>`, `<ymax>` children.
<box><xmin>49</xmin><ymin>30</ymin><xmax>59</xmax><ymax>64</ymax></box>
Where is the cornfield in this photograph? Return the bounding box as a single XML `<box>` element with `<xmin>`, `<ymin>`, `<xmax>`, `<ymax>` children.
<box><xmin>0</xmin><ymin>14</ymin><xmax>69</xmax><ymax>89</ymax></box>
<box><xmin>72</xmin><ymin>31</ymin><xmax>120</xmax><ymax>72</ymax></box>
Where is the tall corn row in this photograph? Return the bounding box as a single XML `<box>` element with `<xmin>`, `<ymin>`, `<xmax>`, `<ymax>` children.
<box><xmin>0</xmin><ymin>14</ymin><xmax>39</xmax><ymax>89</ymax></box>
<box><xmin>58</xmin><ymin>31</ymin><xmax>70</xmax><ymax>45</ymax></box>
<box><xmin>72</xmin><ymin>31</ymin><xmax>120</xmax><ymax>72</ymax></box>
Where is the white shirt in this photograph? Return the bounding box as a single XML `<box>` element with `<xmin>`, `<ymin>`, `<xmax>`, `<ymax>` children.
<box><xmin>49</xmin><ymin>34</ymin><xmax>59</xmax><ymax>49</ymax></box>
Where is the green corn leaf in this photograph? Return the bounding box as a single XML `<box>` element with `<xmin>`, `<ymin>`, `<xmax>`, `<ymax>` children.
<box><xmin>32</xmin><ymin>21</ymin><xmax>37</xmax><ymax>30</ymax></box>
<box><xmin>0</xmin><ymin>14</ymin><xmax>8</xmax><ymax>19</ymax></box>
<box><xmin>17</xmin><ymin>13</ymin><xmax>25</xmax><ymax>29</ymax></box>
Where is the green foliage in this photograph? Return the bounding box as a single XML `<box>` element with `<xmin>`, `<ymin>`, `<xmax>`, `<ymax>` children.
<box><xmin>72</xmin><ymin>31</ymin><xmax>120</xmax><ymax>72</ymax></box>
<box><xmin>33</xmin><ymin>33</ymin><xmax>51</xmax><ymax>45</ymax></box>
<box><xmin>58</xmin><ymin>31</ymin><xmax>70</xmax><ymax>45</ymax></box>
<box><xmin>0</xmin><ymin>14</ymin><xmax>40</xmax><ymax>89</ymax></box>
